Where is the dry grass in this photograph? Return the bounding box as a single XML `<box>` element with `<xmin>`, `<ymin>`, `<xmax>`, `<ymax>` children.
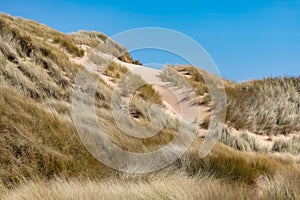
<box><xmin>1</xmin><ymin>171</ymin><xmax>299</xmax><ymax>200</ymax></box>
<box><xmin>175</xmin><ymin>65</ymin><xmax>210</xmax><ymax>96</ymax></box>
<box><xmin>217</xmin><ymin>125</ymin><xmax>268</xmax><ymax>152</ymax></box>
<box><xmin>226</xmin><ymin>77</ymin><xmax>300</xmax><ymax>134</ymax></box>
<box><xmin>1</xmin><ymin>13</ymin><xmax>300</xmax><ymax>199</ymax></box>
<box><xmin>0</xmin><ymin>15</ymin><xmax>80</xmax><ymax>100</ymax></box>
<box><xmin>1</xmin><ymin>79</ymin><xmax>297</xmax><ymax>190</ymax></box>
<box><xmin>160</xmin><ymin>65</ymin><xmax>191</xmax><ymax>88</ymax></box>
<box><xmin>53</xmin><ymin>36</ymin><xmax>84</xmax><ymax>57</ymax></box>
<box><xmin>0</xmin><ymin>14</ymin><xmax>84</xmax><ymax>58</ymax></box>
<box><xmin>257</xmin><ymin>170</ymin><xmax>300</xmax><ymax>200</ymax></box>
<box><xmin>162</xmin><ymin>65</ymin><xmax>300</xmax><ymax>135</ymax></box>
<box><xmin>0</xmin><ymin>13</ymin><xmax>115</xmax><ymax>104</ymax></box>
<box><xmin>89</xmin><ymin>53</ymin><xmax>129</xmax><ymax>78</ymax></box>
<box><xmin>0</xmin><ymin>86</ymin><xmax>113</xmax><ymax>188</ymax></box>
<box><xmin>73</xmin><ymin>30</ymin><xmax>140</xmax><ymax>64</ymax></box>
<box><xmin>119</xmin><ymin>71</ymin><xmax>163</xmax><ymax>105</ymax></box>
<box><xmin>1</xmin><ymin>142</ymin><xmax>300</xmax><ymax>199</ymax></box>
<box><xmin>71</xmin><ymin>30</ymin><xmax>108</xmax><ymax>47</ymax></box>
<box><xmin>0</xmin><ymin>175</ymin><xmax>255</xmax><ymax>200</ymax></box>
<box><xmin>272</xmin><ymin>136</ymin><xmax>300</xmax><ymax>155</ymax></box>
<box><xmin>1</xmin><ymin>84</ymin><xmax>300</xmax><ymax>197</ymax></box>
<box><xmin>88</xmin><ymin>52</ymin><xmax>161</xmax><ymax>105</ymax></box>
<box><xmin>160</xmin><ymin>65</ymin><xmax>231</xmax><ymax>106</ymax></box>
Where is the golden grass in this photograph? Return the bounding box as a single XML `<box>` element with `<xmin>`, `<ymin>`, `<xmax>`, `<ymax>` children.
<box><xmin>1</xmin><ymin>83</ymin><xmax>298</xmax><ymax>190</ymax></box>
<box><xmin>272</xmin><ymin>136</ymin><xmax>300</xmax><ymax>156</ymax></box>
<box><xmin>160</xmin><ymin>65</ymin><xmax>230</xmax><ymax>106</ymax></box>
<box><xmin>0</xmin><ymin>14</ymin><xmax>83</xmax><ymax>59</ymax></box>
<box><xmin>118</xmin><ymin>71</ymin><xmax>162</xmax><ymax>105</ymax></box>
<box><xmin>88</xmin><ymin>53</ymin><xmax>162</xmax><ymax>105</ymax></box>
<box><xmin>71</xmin><ymin>30</ymin><xmax>108</xmax><ymax>47</ymax></box>
<box><xmin>0</xmin><ymin>13</ymin><xmax>300</xmax><ymax>199</ymax></box>
<box><xmin>0</xmin><ymin>175</ymin><xmax>255</xmax><ymax>200</ymax></box>
<box><xmin>175</xmin><ymin>65</ymin><xmax>209</xmax><ymax>96</ymax></box>
<box><xmin>162</xmin><ymin>65</ymin><xmax>300</xmax><ymax>135</ymax></box>
<box><xmin>53</xmin><ymin>36</ymin><xmax>84</xmax><ymax>57</ymax></box>
<box><xmin>0</xmin><ymin>86</ymin><xmax>114</xmax><ymax>188</ymax></box>
<box><xmin>88</xmin><ymin>53</ymin><xmax>129</xmax><ymax>78</ymax></box>
<box><xmin>73</xmin><ymin>30</ymin><xmax>139</xmax><ymax>64</ymax></box>
<box><xmin>1</xmin><ymin>140</ymin><xmax>300</xmax><ymax>199</ymax></box>
<box><xmin>217</xmin><ymin>125</ymin><xmax>268</xmax><ymax>152</ymax></box>
<box><xmin>1</xmin><ymin>174</ymin><xmax>299</xmax><ymax>200</ymax></box>
<box><xmin>226</xmin><ymin>77</ymin><xmax>300</xmax><ymax>134</ymax></box>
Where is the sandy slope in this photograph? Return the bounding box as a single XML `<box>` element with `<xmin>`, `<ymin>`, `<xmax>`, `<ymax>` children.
<box><xmin>82</xmin><ymin>54</ymin><xmax>210</xmax><ymax>123</ymax></box>
<box><xmin>105</xmin><ymin>53</ymin><xmax>211</xmax><ymax>123</ymax></box>
<box><xmin>70</xmin><ymin>50</ymin><xmax>299</xmax><ymax>147</ymax></box>
<box><xmin>70</xmin><ymin>51</ymin><xmax>210</xmax><ymax>134</ymax></box>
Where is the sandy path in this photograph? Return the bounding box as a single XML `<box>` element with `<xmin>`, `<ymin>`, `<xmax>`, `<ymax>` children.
<box><xmin>70</xmin><ymin>51</ymin><xmax>300</xmax><ymax>146</ymax></box>
<box><xmin>113</xmin><ymin>56</ymin><xmax>211</xmax><ymax>137</ymax></box>
<box><xmin>127</xmin><ymin>64</ymin><xmax>210</xmax><ymax>124</ymax></box>
<box><xmin>71</xmin><ymin>52</ymin><xmax>210</xmax><ymax>131</ymax></box>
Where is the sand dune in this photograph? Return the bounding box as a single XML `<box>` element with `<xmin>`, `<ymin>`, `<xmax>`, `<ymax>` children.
<box><xmin>74</xmin><ymin>51</ymin><xmax>211</xmax><ymax>135</ymax></box>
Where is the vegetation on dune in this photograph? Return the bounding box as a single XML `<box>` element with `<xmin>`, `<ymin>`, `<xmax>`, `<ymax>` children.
<box><xmin>0</xmin><ymin>13</ymin><xmax>300</xmax><ymax>199</ymax></box>
<box><xmin>88</xmin><ymin>53</ymin><xmax>129</xmax><ymax>78</ymax></box>
<box><xmin>226</xmin><ymin>77</ymin><xmax>300</xmax><ymax>134</ymax></box>
<box><xmin>174</xmin><ymin>65</ymin><xmax>210</xmax><ymax>96</ymax></box>
<box><xmin>1</xmin><ymin>82</ymin><xmax>296</xmax><ymax>186</ymax></box>
<box><xmin>1</xmin><ymin>80</ymin><xmax>299</xmax><ymax>198</ymax></box>
<box><xmin>0</xmin><ymin>13</ymin><xmax>163</xmax><ymax>188</ymax></box>
<box><xmin>89</xmin><ymin>53</ymin><xmax>162</xmax><ymax>105</ymax></box>
<box><xmin>0</xmin><ymin>86</ymin><xmax>113</xmax><ymax>188</ymax></box>
<box><xmin>118</xmin><ymin>71</ymin><xmax>162</xmax><ymax>105</ymax></box>
<box><xmin>2</xmin><ymin>170</ymin><xmax>300</xmax><ymax>200</ymax></box>
<box><xmin>71</xmin><ymin>30</ymin><xmax>108</xmax><ymax>47</ymax></box>
<box><xmin>160</xmin><ymin>65</ymin><xmax>229</xmax><ymax>106</ymax></box>
<box><xmin>0</xmin><ymin>126</ymin><xmax>297</xmax><ymax>200</ymax></box>
<box><xmin>0</xmin><ymin>86</ymin><xmax>300</xmax><ymax>197</ymax></box>
<box><xmin>53</xmin><ymin>37</ymin><xmax>84</xmax><ymax>57</ymax></box>
<box><xmin>216</xmin><ymin>125</ymin><xmax>269</xmax><ymax>152</ymax></box>
<box><xmin>0</xmin><ymin>14</ymin><xmax>84</xmax><ymax>58</ymax></box>
<box><xmin>0</xmin><ymin>13</ymin><xmax>137</xmax><ymax>63</ymax></box>
<box><xmin>160</xmin><ymin>65</ymin><xmax>209</xmax><ymax>97</ymax></box>
<box><xmin>162</xmin><ymin>65</ymin><xmax>300</xmax><ymax>135</ymax></box>
<box><xmin>272</xmin><ymin>136</ymin><xmax>300</xmax><ymax>156</ymax></box>
<box><xmin>72</xmin><ymin>30</ymin><xmax>140</xmax><ymax>64</ymax></box>
<box><xmin>0</xmin><ymin>15</ymin><xmax>80</xmax><ymax>101</ymax></box>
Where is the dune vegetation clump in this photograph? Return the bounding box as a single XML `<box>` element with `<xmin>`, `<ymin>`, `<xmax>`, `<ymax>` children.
<box><xmin>226</xmin><ymin>77</ymin><xmax>300</xmax><ymax>134</ymax></box>
<box><xmin>162</xmin><ymin>65</ymin><xmax>300</xmax><ymax>135</ymax></box>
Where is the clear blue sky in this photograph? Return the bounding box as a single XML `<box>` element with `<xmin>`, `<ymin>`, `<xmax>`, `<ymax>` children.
<box><xmin>1</xmin><ymin>0</ymin><xmax>300</xmax><ymax>81</ymax></box>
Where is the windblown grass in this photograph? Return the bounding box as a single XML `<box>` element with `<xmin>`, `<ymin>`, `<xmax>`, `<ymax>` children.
<box><xmin>118</xmin><ymin>71</ymin><xmax>162</xmax><ymax>105</ymax></box>
<box><xmin>272</xmin><ymin>136</ymin><xmax>300</xmax><ymax>156</ymax></box>
<box><xmin>71</xmin><ymin>30</ymin><xmax>108</xmax><ymax>47</ymax></box>
<box><xmin>0</xmin><ymin>86</ymin><xmax>113</xmax><ymax>188</ymax></box>
<box><xmin>162</xmin><ymin>65</ymin><xmax>300</xmax><ymax>135</ymax></box>
<box><xmin>0</xmin><ymin>14</ymin><xmax>84</xmax><ymax>58</ymax></box>
<box><xmin>0</xmin><ymin>13</ymin><xmax>300</xmax><ymax>200</ymax></box>
<box><xmin>53</xmin><ymin>36</ymin><xmax>84</xmax><ymax>57</ymax></box>
<box><xmin>89</xmin><ymin>53</ymin><xmax>129</xmax><ymax>78</ymax></box>
<box><xmin>217</xmin><ymin>125</ymin><xmax>268</xmax><ymax>152</ymax></box>
<box><xmin>160</xmin><ymin>65</ymin><xmax>209</xmax><ymax>96</ymax></box>
<box><xmin>226</xmin><ymin>77</ymin><xmax>300</xmax><ymax>134</ymax></box>
<box><xmin>0</xmin><ymin>175</ymin><xmax>255</xmax><ymax>200</ymax></box>
<box><xmin>1</xmin><ymin>83</ymin><xmax>298</xmax><ymax>191</ymax></box>
<box><xmin>2</xmin><ymin>170</ymin><xmax>300</xmax><ymax>200</ymax></box>
<box><xmin>160</xmin><ymin>65</ymin><xmax>230</xmax><ymax>106</ymax></box>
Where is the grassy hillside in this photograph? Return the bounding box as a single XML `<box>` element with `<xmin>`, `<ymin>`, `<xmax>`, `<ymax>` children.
<box><xmin>226</xmin><ymin>77</ymin><xmax>300</xmax><ymax>134</ymax></box>
<box><xmin>1</xmin><ymin>86</ymin><xmax>300</xmax><ymax>198</ymax></box>
<box><xmin>0</xmin><ymin>13</ymin><xmax>300</xmax><ymax>199</ymax></box>
<box><xmin>162</xmin><ymin>65</ymin><xmax>300</xmax><ymax>135</ymax></box>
